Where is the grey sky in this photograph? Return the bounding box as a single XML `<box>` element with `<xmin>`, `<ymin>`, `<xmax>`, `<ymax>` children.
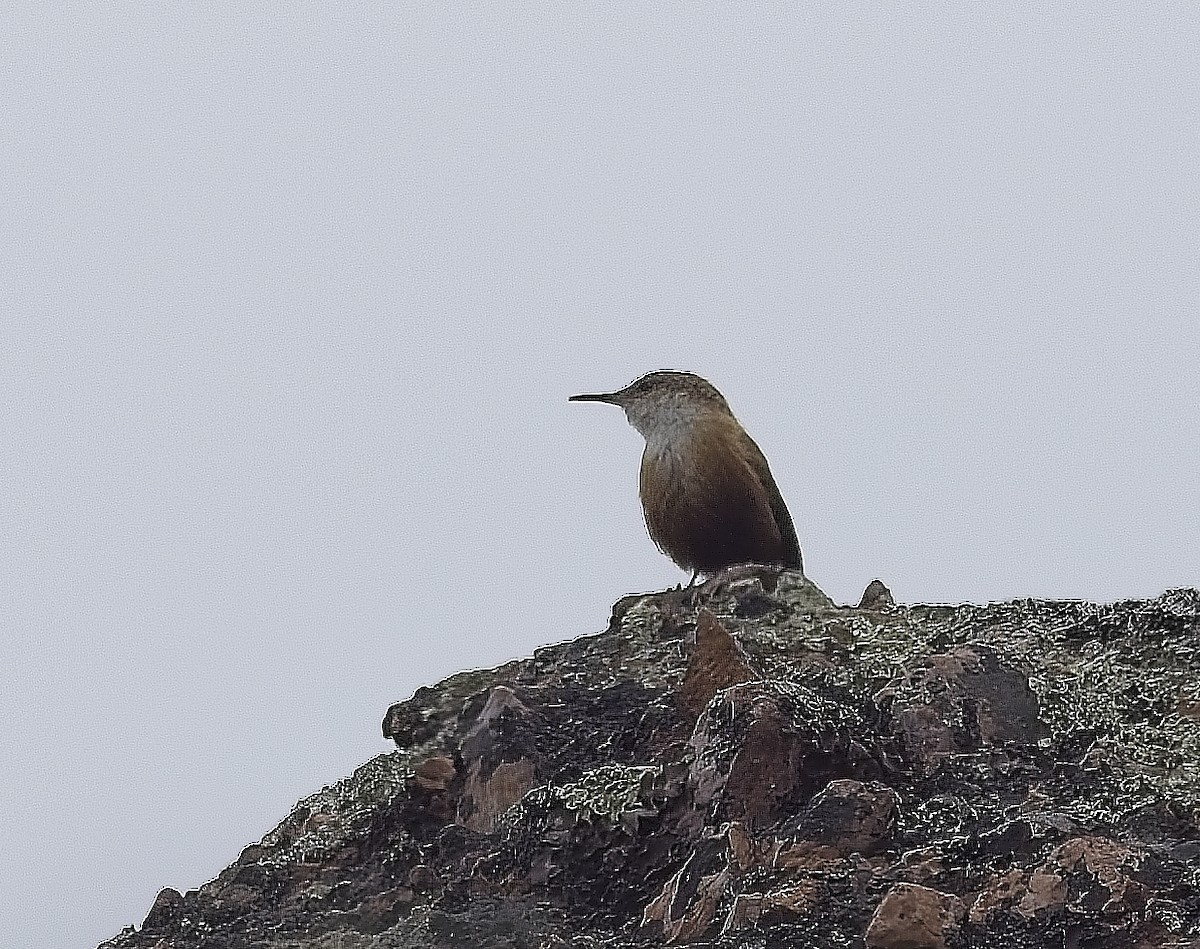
<box><xmin>2</xmin><ymin>3</ymin><xmax>1198</xmax><ymax>947</ymax></box>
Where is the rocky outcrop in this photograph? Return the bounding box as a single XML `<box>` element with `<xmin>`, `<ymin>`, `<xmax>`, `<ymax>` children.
<box><xmin>101</xmin><ymin>578</ymin><xmax>1200</xmax><ymax>948</ymax></box>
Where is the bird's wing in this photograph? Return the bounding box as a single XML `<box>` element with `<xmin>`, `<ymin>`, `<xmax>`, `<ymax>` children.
<box><xmin>741</xmin><ymin>435</ymin><xmax>803</xmax><ymax>571</ymax></box>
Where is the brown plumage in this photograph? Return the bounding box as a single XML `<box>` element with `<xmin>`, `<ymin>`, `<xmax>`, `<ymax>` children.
<box><xmin>570</xmin><ymin>371</ymin><xmax>803</xmax><ymax>577</ymax></box>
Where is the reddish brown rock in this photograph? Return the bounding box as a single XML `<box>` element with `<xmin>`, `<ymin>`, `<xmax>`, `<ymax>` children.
<box><xmin>878</xmin><ymin>645</ymin><xmax>1048</xmax><ymax>769</ymax></box>
<box><xmin>413</xmin><ymin>755</ymin><xmax>456</xmax><ymax>791</ymax></box>
<box><xmin>971</xmin><ymin>836</ymin><xmax>1147</xmax><ymax>925</ymax></box>
<box><xmin>969</xmin><ymin>867</ymin><xmax>1031</xmax><ymax>923</ymax></box>
<box><xmin>679</xmin><ymin>609</ymin><xmax>757</xmax><ymax>716</ymax></box>
<box><xmin>892</xmin><ymin>846</ymin><xmax>946</xmax><ymax>886</ymax></box>
<box><xmin>794</xmin><ymin>778</ymin><xmax>899</xmax><ymax>855</ymax></box>
<box><xmin>685</xmin><ymin>680</ymin><xmax>867</xmax><ymax>833</ymax></box>
<box><xmin>641</xmin><ymin>836</ymin><xmax>730</xmax><ymax>944</ymax></box>
<box><xmin>456</xmin><ymin>686</ymin><xmax>542</xmax><ymax>832</ymax></box>
<box><xmin>1052</xmin><ymin>836</ymin><xmax>1146</xmax><ymax>917</ymax></box>
<box><xmin>460</xmin><ymin>758</ymin><xmax>537</xmax><ymax>833</ymax></box>
<box><xmin>723</xmin><ymin>879</ymin><xmax>826</xmax><ymax>934</ymax></box>
<box><xmin>865</xmin><ymin>883</ymin><xmax>965</xmax><ymax>949</ymax></box>
<box><xmin>717</xmin><ymin>698</ymin><xmax>805</xmax><ymax>827</ymax></box>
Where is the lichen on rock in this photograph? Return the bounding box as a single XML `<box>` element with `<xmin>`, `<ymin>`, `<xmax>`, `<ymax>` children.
<box><xmin>101</xmin><ymin>578</ymin><xmax>1200</xmax><ymax>949</ymax></box>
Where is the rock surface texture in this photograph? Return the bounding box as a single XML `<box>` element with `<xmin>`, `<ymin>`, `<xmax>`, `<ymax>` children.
<box><xmin>102</xmin><ymin>578</ymin><xmax>1200</xmax><ymax>948</ymax></box>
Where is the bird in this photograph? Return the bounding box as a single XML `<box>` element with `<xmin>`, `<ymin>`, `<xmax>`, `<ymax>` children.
<box><xmin>570</xmin><ymin>370</ymin><xmax>803</xmax><ymax>580</ymax></box>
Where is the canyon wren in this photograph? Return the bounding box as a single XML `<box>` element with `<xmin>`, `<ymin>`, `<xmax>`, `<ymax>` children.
<box><xmin>570</xmin><ymin>371</ymin><xmax>803</xmax><ymax>578</ymax></box>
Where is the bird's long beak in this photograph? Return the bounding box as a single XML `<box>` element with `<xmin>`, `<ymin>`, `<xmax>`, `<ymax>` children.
<box><xmin>569</xmin><ymin>391</ymin><xmax>622</xmax><ymax>404</ymax></box>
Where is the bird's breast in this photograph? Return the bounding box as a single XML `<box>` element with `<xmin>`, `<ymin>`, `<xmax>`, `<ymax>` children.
<box><xmin>636</xmin><ymin>417</ymin><xmax>788</xmax><ymax>572</ymax></box>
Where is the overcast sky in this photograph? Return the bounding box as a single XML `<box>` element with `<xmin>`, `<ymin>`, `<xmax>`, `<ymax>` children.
<box><xmin>2</xmin><ymin>3</ymin><xmax>1198</xmax><ymax>947</ymax></box>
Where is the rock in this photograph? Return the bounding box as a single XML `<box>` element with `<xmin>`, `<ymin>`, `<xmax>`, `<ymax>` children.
<box><xmin>684</xmin><ymin>680</ymin><xmax>868</xmax><ymax>832</ymax></box>
<box><xmin>140</xmin><ymin>888</ymin><xmax>183</xmax><ymax>932</ymax></box>
<box><xmin>678</xmin><ymin>609</ymin><xmax>758</xmax><ymax>716</ymax></box>
<box><xmin>795</xmin><ymin>778</ymin><xmax>899</xmax><ymax>855</ymax></box>
<box><xmin>857</xmin><ymin>580</ymin><xmax>895</xmax><ymax>610</ymax></box>
<box><xmin>460</xmin><ymin>757</ymin><xmax>537</xmax><ymax>833</ymax></box>
<box><xmin>969</xmin><ymin>835</ymin><xmax>1149</xmax><ymax>943</ymax></box>
<box><xmin>865</xmin><ymin>883</ymin><xmax>965</xmax><ymax>949</ymax></box>
<box><xmin>412</xmin><ymin>755</ymin><xmax>456</xmax><ymax>792</ymax></box>
<box><xmin>98</xmin><ymin>584</ymin><xmax>1200</xmax><ymax>949</ymax></box>
<box><xmin>456</xmin><ymin>686</ymin><xmax>541</xmax><ymax>832</ymax></box>
<box><xmin>641</xmin><ymin>835</ymin><xmax>730</xmax><ymax>943</ymax></box>
<box><xmin>878</xmin><ymin>644</ymin><xmax>1048</xmax><ymax>769</ymax></box>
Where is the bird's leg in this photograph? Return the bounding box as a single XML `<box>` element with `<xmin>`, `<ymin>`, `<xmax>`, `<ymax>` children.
<box><xmin>690</xmin><ymin>563</ymin><xmax>771</xmax><ymax>605</ymax></box>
